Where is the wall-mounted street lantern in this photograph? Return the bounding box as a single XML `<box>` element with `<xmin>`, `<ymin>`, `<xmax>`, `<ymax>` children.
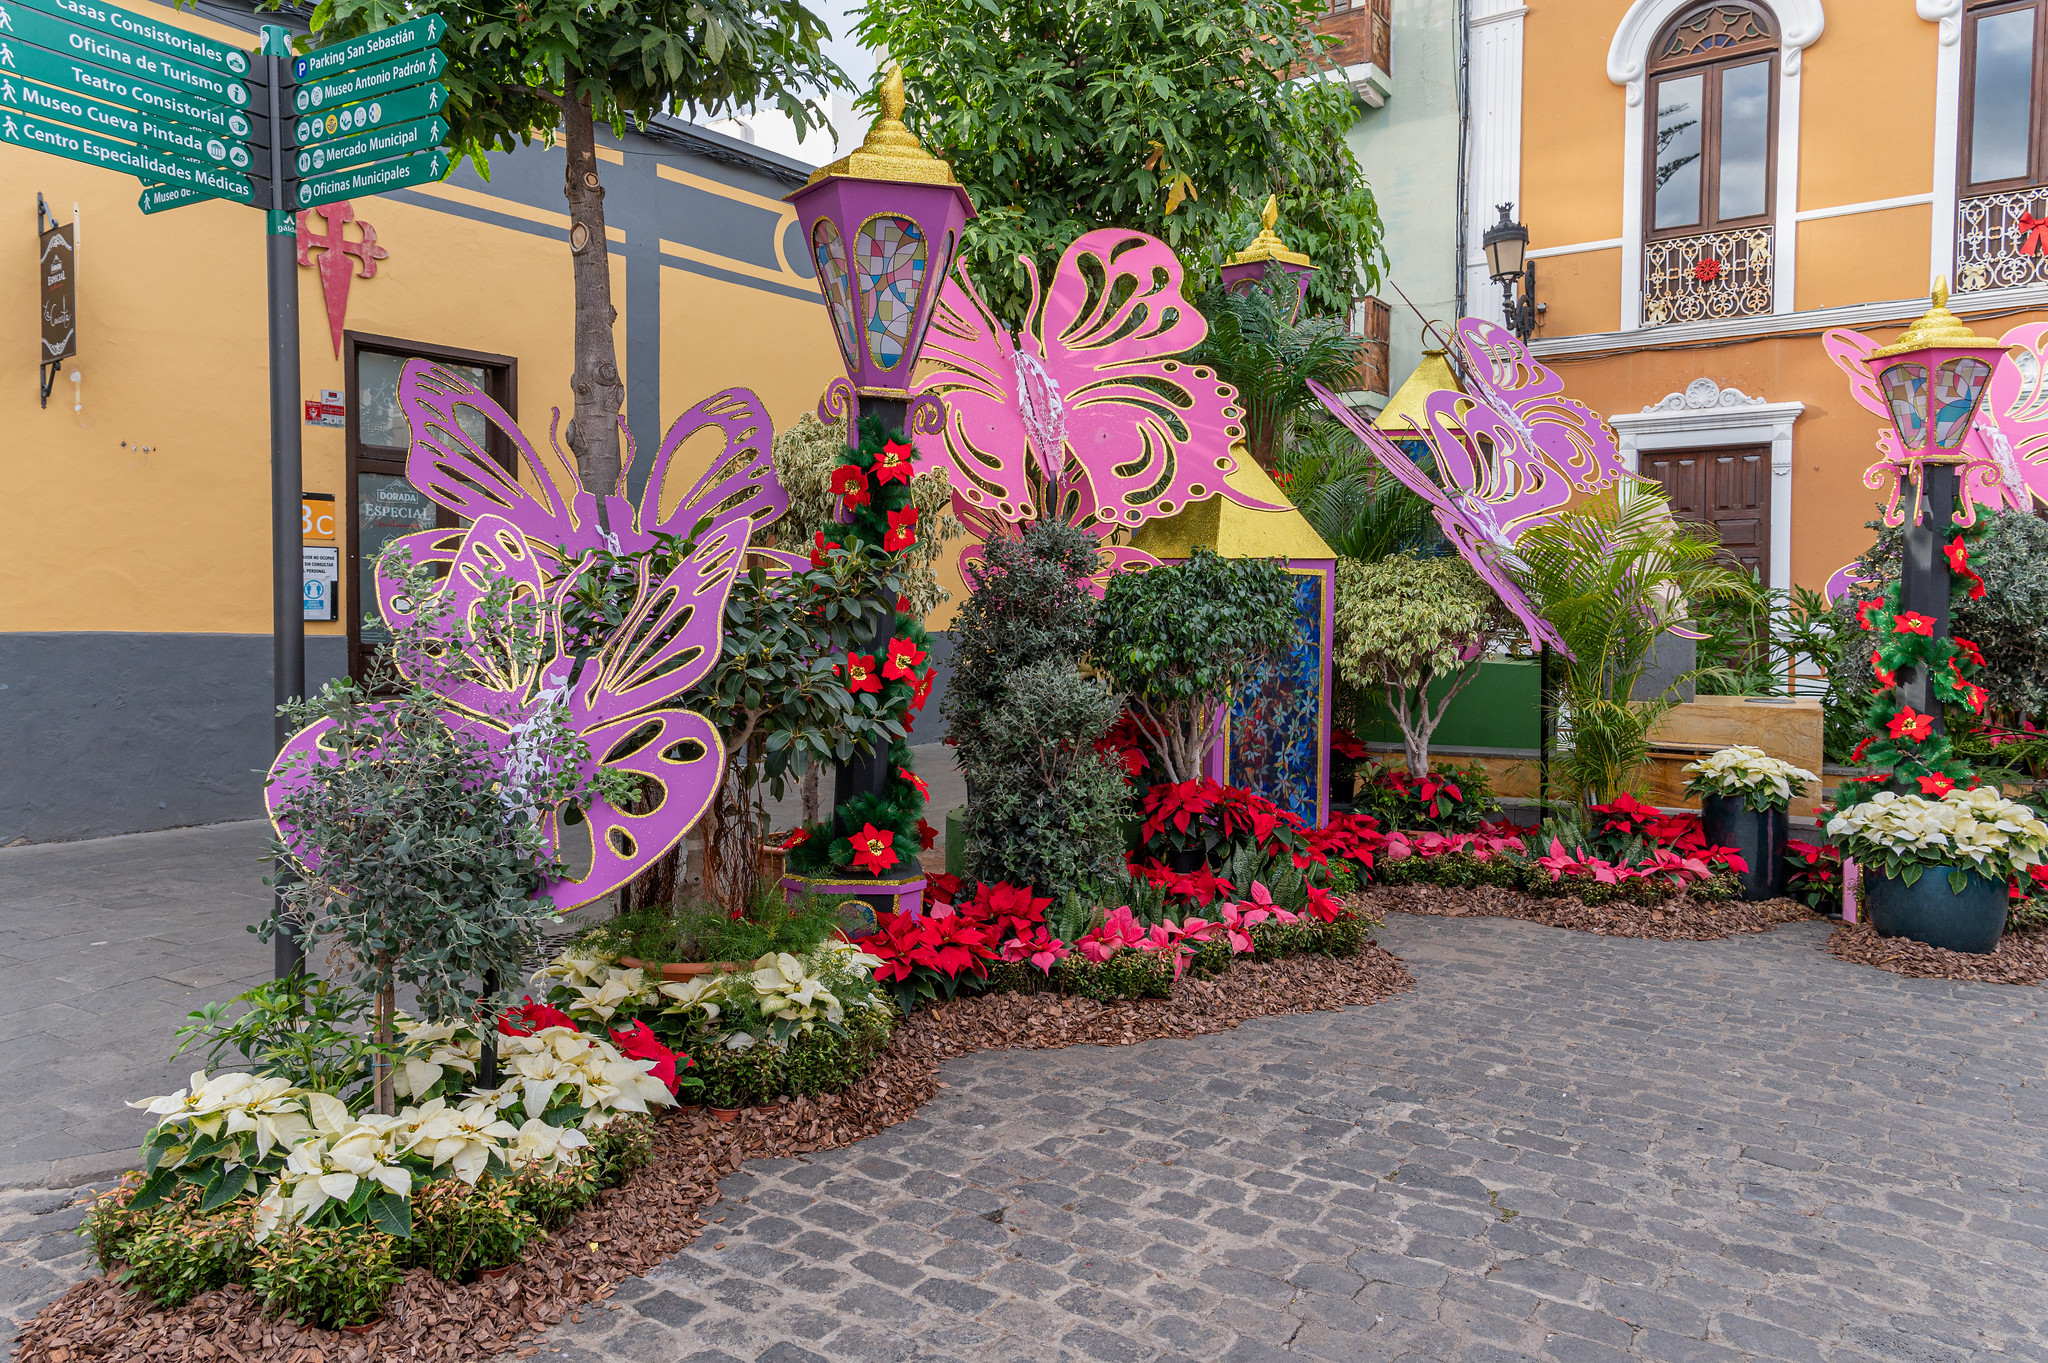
<box><xmin>1483</xmin><ymin>203</ymin><xmax>1537</xmax><ymax>342</ymax></box>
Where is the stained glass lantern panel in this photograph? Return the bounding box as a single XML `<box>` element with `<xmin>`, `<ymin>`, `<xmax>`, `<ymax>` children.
<box><xmin>812</xmin><ymin>219</ymin><xmax>859</xmax><ymax>374</ymax></box>
<box><xmin>1931</xmin><ymin>356</ymin><xmax>1994</xmax><ymax>450</ymax></box>
<box><xmin>1879</xmin><ymin>362</ymin><xmax>1929</xmax><ymax>452</ymax></box>
<box><xmin>854</xmin><ymin>215</ymin><xmax>928</xmax><ymax>372</ymax></box>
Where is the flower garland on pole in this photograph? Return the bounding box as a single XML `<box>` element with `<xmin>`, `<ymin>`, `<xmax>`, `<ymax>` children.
<box><xmin>1841</xmin><ymin>521</ymin><xmax>1990</xmax><ymax>804</ymax></box>
<box><xmin>786</xmin><ymin>414</ymin><xmax>940</xmax><ymax>880</ymax></box>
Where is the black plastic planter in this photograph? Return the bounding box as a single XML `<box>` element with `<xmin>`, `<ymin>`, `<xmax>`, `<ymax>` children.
<box><xmin>1166</xmin><ymin>846</ymin><xmax>1206</xmax><ymax>875</ymax></box>
<box><xmin>1700</xmin><ymin>793</ymin><xmax>1788</xmax><ymax>901</ymax></box>
<box><xmin>1866</xmin><ymin>866</ymin><xmax>2008</xmax><ymax>954</ymax></box>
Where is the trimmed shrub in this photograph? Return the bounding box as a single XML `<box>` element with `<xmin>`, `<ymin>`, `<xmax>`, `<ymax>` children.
<box><xmin>252</xmin><ymin>1223</ymin><xmax>404</xmax><ymax>1329</ymax></box>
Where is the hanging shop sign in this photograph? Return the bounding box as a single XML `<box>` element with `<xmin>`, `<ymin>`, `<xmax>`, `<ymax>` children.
<box><xmin>36</xmin><ymin>191</ymin><xmax>72</xmax><ymax>408</ymax></box>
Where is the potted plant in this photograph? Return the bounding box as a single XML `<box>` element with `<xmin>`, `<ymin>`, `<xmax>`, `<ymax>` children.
<box><xmin>1682</xmin><ymin>745</ymin><xmax>1816</xmax><ymax>901</ymax></box>
<box><xmin>1826</xmin><ymin>787</ymin><xmax>2048</xmax><ymax>953</ymax></box>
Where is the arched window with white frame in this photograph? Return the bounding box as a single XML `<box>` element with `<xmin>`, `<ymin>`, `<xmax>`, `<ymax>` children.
<box><xmin>1641</xmin><ymin>2</ymin><xmax>1780</xmax><ymax>324</ymax></box>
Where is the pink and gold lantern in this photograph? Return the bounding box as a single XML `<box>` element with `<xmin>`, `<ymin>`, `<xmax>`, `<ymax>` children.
<box><xmin>1864</xmin><ymin>278</ymin><xmax>2009</xmax><ymax>528</ymax></box>
<box><xmin>786</xmin><ymin>66</ymin><xmax>976</xmax><ymax>404</ymax></box>
<box><xmin>1219</xmin><ymin>194</ymin><xmax>1317</xmax><ymax>311</ymax></box>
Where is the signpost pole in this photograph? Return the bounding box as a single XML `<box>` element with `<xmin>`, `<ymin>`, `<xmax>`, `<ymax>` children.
<box><xmin>262</xmin><ymin>26</ymin><xmax>305</xmax><ymax>978</ymax></box>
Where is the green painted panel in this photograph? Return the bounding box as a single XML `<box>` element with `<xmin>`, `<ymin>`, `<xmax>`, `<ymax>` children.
<box><xmin>1351</xmin><ymin>658</ymin><xmax>1541</xmax><ymax>751</ymax></box>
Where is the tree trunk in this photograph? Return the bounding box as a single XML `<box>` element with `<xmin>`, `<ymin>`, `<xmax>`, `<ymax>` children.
<box><xmin>374</xmin><ymin>954</ymin><xmax>395</xmax><ymax>1116</ymax></box>
<box><xmin>703</xmin><ymin>763</ymin><xmax>761</xmax><ymax>916</ymax></box>
<box><xmin>562</xmin><ymin>97</ymin><xmax>625</xmax><ymax>500</ymax></box>
<box><xmin>800</xmin><ymin>765</ymin><xmax>821</xmax><ymax>827</ymax></box>
<box><xmin>624</xmin><ymin>846</ymin><xmax>679</xmax><ymax>913</ymax></box>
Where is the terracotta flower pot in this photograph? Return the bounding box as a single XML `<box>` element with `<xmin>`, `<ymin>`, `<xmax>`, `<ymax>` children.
<box><xmin>709</xmin><ymin>1106</ymin><xmax>741</xmax><ymax>1123</ymax></box>
<box><xmin>617</xmin><ymin>956</ymin><xmax>745</xmax><ymax>981</ymax></box>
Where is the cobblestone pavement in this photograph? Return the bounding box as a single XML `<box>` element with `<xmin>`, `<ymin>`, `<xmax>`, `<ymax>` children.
<box><xmin>536</xmin><ymin>914</ymin><xmax>2048</xmax><ymax>1363</ymax></box>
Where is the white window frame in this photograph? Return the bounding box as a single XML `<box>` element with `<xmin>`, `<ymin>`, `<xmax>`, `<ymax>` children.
<box><xmin>1607</xmin><ymin>0</ymin><xmax>1828</xmax><ymax>330</ymax></box>
<box><xmin>1607</xmin><ymin>377</ymin><xmax>1804</xmax><ymax>600</ymax></box>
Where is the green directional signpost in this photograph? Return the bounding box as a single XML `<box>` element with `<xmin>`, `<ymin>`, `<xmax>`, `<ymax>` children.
<box><xmin>0</xmin><ymin>4</ymin><xmax>452</xmax><ymax>976</ymax></box>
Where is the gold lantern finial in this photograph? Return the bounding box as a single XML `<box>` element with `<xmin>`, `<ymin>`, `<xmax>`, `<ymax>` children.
<box><xmin>1229</xmin><ymin>193</ymin><xmax>1312</xmax><ymax>267</ymax></box>
<box><xmin>1870</xmin><ymin>276</ymin><xmax>2006</xmax><ymax>358</ymax></box>
<box><xmin>804</xmin><ymin>63</ymin><xmax>961</xmax><ymax>188</ymax></box>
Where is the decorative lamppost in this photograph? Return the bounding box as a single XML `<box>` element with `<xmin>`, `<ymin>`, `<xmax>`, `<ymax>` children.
<box><xmin>784</xmin><ymin>66</ymin><xmax>975</xmax><ymax>853</ymax></box>
<box><xmin>1483</xmin><ymin>204</ymin><xmax>1537</xmax><ymax>342</ymax></box>
<box><xmin>1221</xmin><ymin>194</ymin><xmax>1317</xmax><ymax>314</ymax></box>
<box><xmin>785</xmin><ymin>66</ymin><xmax>976</xmax><ymax>439</ymax></box>
<box><xmin>1861</xmin><ymin>278</ymin><xmax>2007</xmax><ymax>742</ymax></box>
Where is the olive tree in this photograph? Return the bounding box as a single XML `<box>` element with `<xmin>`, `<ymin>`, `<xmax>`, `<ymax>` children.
<box><xmin>1333</xmin><ymin>554</ymin><xmax>1516</xmax><ymax>778</ymax></box>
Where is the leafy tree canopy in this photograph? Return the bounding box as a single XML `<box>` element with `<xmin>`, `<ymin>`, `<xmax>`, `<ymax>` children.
<box><xmin>856</xmin><ymin>0</ymin><xmax>1386</xmax><ymax>320</ymax></box>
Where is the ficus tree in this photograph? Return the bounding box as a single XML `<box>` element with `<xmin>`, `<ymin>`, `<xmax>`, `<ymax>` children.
<box><xmin>1094</xmin><ymin>546</ymin><xmax>1302</xmax><ymax>783</ymax></box>
<box><xmin>297</xmin><ymin>0</ymin><xmax>846</xmax><ymax>494</ymax></box>
<box><xmin>1333</xmin><ymin>553</ymin><xmax>1516</xmax><ymax>777</ymax></box>
<box><xmin>857</xmin><ymin>0</ymin><xmax>1385</xmax><ymax>321</ymax></box>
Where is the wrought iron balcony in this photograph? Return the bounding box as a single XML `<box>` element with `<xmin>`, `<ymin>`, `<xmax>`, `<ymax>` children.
<box><xmin>1641</xmin><ymin>226</ymin><xmax>1773</xmax><ymax>327</ymax></box>
<box><xmin>1954</xmin><ymin>189</ymin><xmax>2048</xmax><ymax>294</ymax></box>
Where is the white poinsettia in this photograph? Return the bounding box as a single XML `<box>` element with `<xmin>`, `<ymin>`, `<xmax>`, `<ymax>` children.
<box><xmin>562</xmin><ymin>966</ymin><xmax>654</xmax><ymax>1024</ymax></box>
<box><xmin>750</xmin><ymin>953</ymin><xmax>842</xmax><ymax>1031</ymax></box>
<box><xmin>1829</xmin><ymin>787</ymin><xmax>2048</xmax><ymax>878</ymax></box>
<box><xmin>503</xmin><ymin>1117</ymin><xmax>590</xmax><ymax>1173</ymax></box>
<box><xmin>656</xmin><ymin>973</ymin><xmax>730</xmax><ymax>1023</ymax></box>
<box><xmin>531</xmin><ymin>948</ymin><xmax>618</xmax><ymax>989</ymax></box>
<box><xmin>499</xmin><ymin>1025</ymin><xmax>593</xmax><ymax>1118</ymax></box>
<box><xmin>401</xmin><ymin>1097</ymin><xmax>518</xmax><ymax>1184</ymax></box>
<box><xmin>274</xmin><ymin>1111</ymin><xmax>412</xmax><ymax>1224</ymax></box>
<box><xmin>496</xmin><ymin>1025</ymin><xmax>675</xmax><ymax>1121</ymax></box>
<box><xmin>1683</xmin><ymin>745</ymin><xmax>1817</xmax><ymax>813</ymax></box>
<box><xmin>391</xmin><ymin>1018</ymin><xmax>482</xmax><ymax>1100</ymax></box>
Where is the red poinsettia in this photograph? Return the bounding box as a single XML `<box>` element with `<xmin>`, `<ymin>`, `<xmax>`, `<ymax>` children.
<box><xmin>883</xmin><ymin>635</ymin><xmax>928</xmax><ymax>680</ymax></box>
<box><xmin>909</xmin><ymin>667</ymin><xmax>936</xmax><ymax>712</ymax></box>
<box><xmin>1855</xmin><ymin>599</ymin><xmax>1884</xmax><ymax>630</ymax></box>
<box><xmin>917</xmin><ymin>817</ymin><xmax>939</xmax><ymax>851</ymax></box>
<box><xmin>925</xmin><ymin>872</ymin><xmax>963</xmax><ymax>906</ymax></box>
<box><xmin>851</xmin><ymin>822</ymin><xmax>898</xmax><ymax>874</ymax></box>
<box><xmin>1892</xmin><ymin>611</ymin><xmax>1935</xmax><ymax>636</ymax></box>
<box><xmin>1954</xmin><ymin>635</ymin><xmax>1987</xmax><ymax>668</ymax></box>
<box><xmin>779</xmin><ymin>828</ymin><xmax>811</xmax><ymax>849</ymax></box>
<box><xmin>874</xmin><ymin>439</ymin><xmax>916</xmax><ymax>485</ymax></box>
<box><xmin>1141</xmin><ymin>778</ymin><xmax>1223</xmax><ymax>841</ymax></box>
<box><xmin>842</xmin><ymin>652</ymin><xmax>881</xmax><ymax>694</ymax></box>
<box><xmin>883</xmin><ymin>504</ymin><xmax>920</xmax><ymax>552</ymax></box>
<box><xmin>1918</xmin><ymin>772</ymin><xmax>1957</xmax><ymax>796</ymax></box>
<box><xmin>811</xmin><ymin>531</ymin><xmax>842</xmax><ymax>568</ymax></box>
<box><xmin>1849</xmin><ymin>736</ymin><xmax>1875</xmax><ymax>763</ymax></box>
<box><xmin>1870</xmin><ymin>648</ymin><xmax>1896</xmax><ymax>688</ymax></box>
<box><xmin>831</xmin><ymin>463</ymin><xmax>872</xmax><ymax>507</ymax></box>
<box><xmin>962</xmin><ymin>881</ymin><xmax>1052</xmax><ymax>938</ymax></box>
<box><xmin>899</xmin><ymin>766</ymin><xmax>930</xmax><ymax>799</ymax></box>
<box><xmin>499</xmin><ymin>998</ymin><xmax>580</xmax><ymax>1037</ymax></box>
<box><xmin>1962</xmin><ymin>681</ymin><xmax>1989</xmax><ymax>714</ymax></box>
<box><xmin>608</xmin><ymin>1019</ymin><xmax>683</xmax><ymax>1095</ymax></box>
<box><xmin>896</xmin><ymin>594</ymin><xmax>913</xmax><ymax>613</ymax></box>
<box><xmin>1331</xmin><ymin>729</ymin><xmax>1368</xmax><ymax>761</ymax></box>
<box><xmin>1693</xmin><ymin>257</ymin><xmax>1722</xmax><ymax>282</ymax></box>
<box><xmin>1944</xmin><ymin>535</ymin><xmax>1971</xmax><ymax>574</ymax></box>
<box><xmin>861</xmin><ymin>910</ymin><xmax>998</xmax><ymax>984</ymax></box>
<box><xmin>1888</xmin><ymin>706</ymin><xmax>1935</xmax><ymax>742</ymax></box>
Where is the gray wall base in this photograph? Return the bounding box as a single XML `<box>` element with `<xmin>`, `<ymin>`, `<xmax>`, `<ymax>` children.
<box><xmin>0</xmin><ymin>633</ymin><xmax>348</xmax><ymax>844</ymax></box>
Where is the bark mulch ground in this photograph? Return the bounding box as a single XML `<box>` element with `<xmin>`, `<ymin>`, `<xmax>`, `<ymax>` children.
<box><xmin>1357</xmin><ymin>883</ymin><xmax>1817</xmax><ymax>940</ymax></box>
<box><xmin>1826</xmin><ymin>919</ymin><xmax>2048</xmax><ymax>986</ymax></box>
<box><xmin>13</xmin><ymin>943</ymin><xmax>1412</xmax><ymax>1363</ymax></box>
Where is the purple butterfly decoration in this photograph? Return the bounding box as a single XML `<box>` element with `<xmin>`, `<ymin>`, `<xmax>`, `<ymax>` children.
<box><xmin>1378</xmin><ymin>319</ymin><xmax>1635</xmax><ymax>543</ymax></box>
<box><xmin>267</xmin><ymin>360</ymin><xmax>787</xmax><ymax>911</ymax></box>
<box><xmin>1307</xmin><ymin>378</ymin><xmax>1567</xmax><ymax>655</ymax></box>
<box><xmin>1823</xmin><ymin>324</ymin><xmax>2045</xmax><ymax>519</ymax></box>
<box><xmin>908</xmin><ymin>228</ymin><xmax>1280</xmax><ymax>590</ymax></box>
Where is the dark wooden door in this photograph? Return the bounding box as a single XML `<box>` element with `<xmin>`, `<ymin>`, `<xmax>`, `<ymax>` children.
<box><xmin>1640</xmin><ymin>445</ymin><xmax>1769</xmax><ymax>581</ymax></box>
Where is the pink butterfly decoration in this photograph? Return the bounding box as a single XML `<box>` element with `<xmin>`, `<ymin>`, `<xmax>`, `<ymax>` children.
<box><xmin>1308</xmin><ymin>378</ymin><xmax>1568</xmax><ymax>655</ymax></box>
<box><xmin>909</xmin><ymin>228</ymin><xmax>1280</xmax><ymax>588</ymax></box>
<box><xmin>267</xmin><ymin>360</ymin><xmax>787</xmax><ymax>911</ymax></box>
<box><xmin>1822</xmin><ymin>325</ymin><xmax>2045</xmax><ymax>517</ymax></box>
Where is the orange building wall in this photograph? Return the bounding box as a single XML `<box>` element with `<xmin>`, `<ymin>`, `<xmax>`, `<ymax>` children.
<box><xmin>1797</xmin><ymin>8</ymin><xmax>1935</xmax><ymax>211</ymax></box>
<box><xmin>1795</xmin><ymin>206</ymin><xmax>1933</xmax><ymax>312</ymax></box>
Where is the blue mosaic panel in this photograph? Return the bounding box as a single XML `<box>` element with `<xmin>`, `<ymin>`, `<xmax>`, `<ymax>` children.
<box><xmin>1228</xmin><ymin>572</ymin><xmax>1325</xmax><ymax>824</ymax></box>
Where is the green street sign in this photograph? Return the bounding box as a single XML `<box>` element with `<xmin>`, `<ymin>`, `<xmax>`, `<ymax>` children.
<box><xmin>295</xmin><ymin>145</ymin><xmax>447</xmax><ymax>207</ymax></box>
<box><xmin>0</xmin><ymin>106</ymin><xmax>251</xmax><ymax>201</ymax></box>
<box><xmin>138</xmin><ymin>180</ymin><xmax>218</xmax><ymax>213</ymax></box>
<box><xmin>8</xmin><ymin>0</ymin><xmax>247</xmax><ymax>76</ymax></box>
<box><xmin>292</xmin><ymin>79</ymin><xmax>443</xmax><ymax>148</ymax></box>
<box><xmin>0</xmin><ymin>2</ymin><xmax>248</xmax><ymax>106</ymax></box>
<box><xmin>292</xmin><ymin>16</ymin><xmax>442</xmax><ymax>83</ymax></box>
<box><xmin>2</xmin><ymin>72</ymin><xmax>250</xmax><ymax>167</ymax></box>
<box><xmin>295</xmin><ymin>113</ymin><xmax>444</xmax><ymax>176</ymax></box>
<box><xmin>0</xmin><ymin>35</ymin><xmax>250</xmax><ymax>137</ymax></box>
<box><xmin>293</xmin><ymin>46</ymin><xmax>443</xmax><ymax>116</ymax></box>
